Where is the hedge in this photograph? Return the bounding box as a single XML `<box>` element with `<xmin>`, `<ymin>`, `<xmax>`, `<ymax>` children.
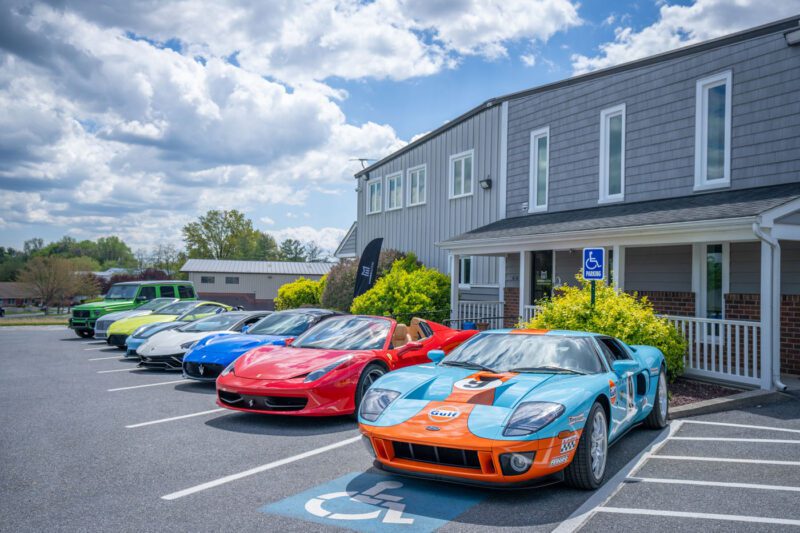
<box><xmin>274</xmin><ymin>275</ymin><xmax>326</xmax><ymax>310</ymax></box>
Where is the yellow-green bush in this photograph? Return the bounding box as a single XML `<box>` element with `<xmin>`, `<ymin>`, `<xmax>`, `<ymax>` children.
<box><xmin>350</xmin><ymin>259</ymin><xmax>450</xmax><ymax>323</ymax></box>
<box><xmin>525</xmin><ymin>278</ymin><xmax>686</xmax><ymax>379</ymax></box>
<box><xmin>274</xmin><ymin>275</ymin><xmax>326</xmax><ymax>310</ymax></box>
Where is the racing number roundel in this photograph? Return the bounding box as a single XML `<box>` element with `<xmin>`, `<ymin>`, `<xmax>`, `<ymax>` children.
<box><xmin>453</xmin><ymin>377</ymin><xmax>502</xmax><ymax>391</ymax></box>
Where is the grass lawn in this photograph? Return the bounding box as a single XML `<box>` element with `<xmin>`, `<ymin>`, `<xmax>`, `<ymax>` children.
<box><xmin>0</xmin><ymin>316</ymin><xmax>69</xmax><ymax>326</ymax></box>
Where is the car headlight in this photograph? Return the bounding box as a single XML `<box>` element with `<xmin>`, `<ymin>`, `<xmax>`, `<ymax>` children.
<box><xmin>180</xmin><ymin>340</ymin><xmax>198</xmax><ymax>350</ymax></box>
<box><xmin>303</xmin><ymin>356</ymin><xmax>353</xmax><ymax>383</ymax></box>
<box><xmin>359</xmin><ymin>388</ymin><xmax>400</xmax><ymax>422</ymax></box>
<box><xmin>220</xmin><ymin>361</ymin><xmax>236</xmax><ymax>377</ymax></box>
<box><xmin>503</xmin><ymin>402</ymin><xmax>565</xmax><ymax>437</ymax></box>
<box><xmin>131</xmin><ymin>325</ymin><xmax>148</xmax><ymax>337</ymax></box>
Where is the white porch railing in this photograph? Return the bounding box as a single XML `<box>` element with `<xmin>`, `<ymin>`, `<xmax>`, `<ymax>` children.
<box><xmin>456</xmin><ymin>301</ymin><xmax>504</xmax><ymax>329</ymax></box>
<box><xmin>522</xmin><ymin>305</ymin><xmax>543</xmax><ymax>324</ymax></box>
<box><xmin>665</xmin><ymin>315</ymin><xmax>762</xmax><ymax>387</ymax></box>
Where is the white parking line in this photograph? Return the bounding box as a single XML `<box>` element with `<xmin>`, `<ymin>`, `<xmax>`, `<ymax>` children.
<box><xmin>126</xmin><ymin>408</ymin><xmax>228</xmax><ymax>428</ymax></box>
<box><xmin>650</xmin><ymin>455</ymin><xmax>800</xmax><ymax>466</ymax></box>
<box><xmin>108</xmin><ymin>379</ymin><xmax>190</xmax><ymax>392</ymax></box>
<box><xmin>595</xmin><ymin>507</ymin><xmax>800</xmax><ymax>526</ymax></box>
<box><xmin>84</xmin><ymin>347</ymin><xmax>113</xmax><ymax>351</ymax></box>
<box><xmin>671</xmin><ymin>436</ymin><xmax>800</xmax><ymax>444</ymax></box>
<box><xmin>681</xmin><ymin>420</ymin><xmax>800</xmax><ymax>434</ymax></box>
<box><xmin>161</xmin><ymin>435</ymin><xmax>361</xmax><ymax>500</ymax></box>
<box><xmin>627</xmin><ymin>476</ymin><xmax>800</xmax><ymax>492</ymax></box>
<box><xmin>97</xmin><ymin>368</ymin><xmax>139</xmax><ymax>374</ymax></box>
<box><xmin>88</xmin><ymin>355</ymin><xmax>125</xmax><ymax>361</ymax></box>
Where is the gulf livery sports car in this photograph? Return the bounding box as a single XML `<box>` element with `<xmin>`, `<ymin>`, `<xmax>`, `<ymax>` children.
<box><xmin>216</xmin><ymin>316</ymin><xmax>477</xmax><ymax>416</ymax></box>
<box><xmin>182</xmin><ymin>309</ymin><xmax>338</xmax><ymax>382</ymax></box>
<box><xmin>358</xmin><ymin>329</ymin><xmax>668</xmax><ymax>489</ymax></box>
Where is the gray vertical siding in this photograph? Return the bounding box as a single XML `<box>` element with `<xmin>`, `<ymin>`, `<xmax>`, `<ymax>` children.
<box><xmin>188</xmin><ymin>272</ymin><xmax>324</xmax><ymax>301</ymax></box>
<box><xmin>505</xmin><ymin>30</ymin><xmax>800</xmax><ymax>217</ymax></box>
<box><xmin>625</xmin><ymin>245</ymin><xmax>692</xmax><ymax>292</ymax></box>
<box><xmin>555</xmin><ymin>250</ymin><xmax>583</xmax><ymax>288</ymax></box>
<box><xmin>730</xmin><ymin>241</ymin><xmax>760</xmax><ymax>293</ymax></box>
<box><xmin>356</xmin><ymin>106</ymin><xmax>503</xmax><ymax>286</ymax></box>
<box><xmin>781</xmin><ymin>240</ymin><xmax>800</xmax><ymax>295</ymax></box>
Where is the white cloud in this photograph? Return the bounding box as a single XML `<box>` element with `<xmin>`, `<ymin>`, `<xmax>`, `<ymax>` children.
<box><xmin>520</xmin><ymin>53</ymin><xmax>537</xmax><ymax>67</ymax></box>
<box><xmin>269</xmin><ymin>226</ymin><xmax>348</xmax><ymax>253</ymax></box>
<box><xmin>572</xmin><ymin>0</ymin><xmax>800</xmax><ymax>74</ymax></box>
<box><xmin>260</xmin><ymin>216</ymin><xmax>275</xmax><ymax>226</ymax></box>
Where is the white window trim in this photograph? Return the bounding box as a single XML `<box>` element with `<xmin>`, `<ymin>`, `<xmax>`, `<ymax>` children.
<box><xmin>528</xmin><ymin>126</ymin><xmax>550</xmax><ymax>213</ymax></box>
<box><xmin>449</xmin><ymin>149</ymin><xmax>475</xmax><ymax>200</ymax></box>
<box><xmin>458</xmin><ymin>256</ymin><xmax>473</xmax><ymax>289</ymax></box>
<box><xmin>694</xmin><ymin>242</ymin><xmax>730</xmax><ymax>320</ymax></box>
<box><xmin>406</xmin><ymin>164</ymin><xmax>427</xmax><ymax>207</ymax></box>
<box><xmin>385</xmin><ymin>172</ymin><xmax>403</xmax><ymax>211</ymax></box>
<box><xmin>598</xmin><ymin>103</ymin><xmax>626</xmax><ymax>204</ymax></box>
<box><xmin>366</xmin><ymin>178</ymin><xmax>382</xmax><ymax>215</ymax></box>
<box><xmin>694</xmin><ymin>70</ymin><xmax>732</xmax><ymax>191</ymax></box>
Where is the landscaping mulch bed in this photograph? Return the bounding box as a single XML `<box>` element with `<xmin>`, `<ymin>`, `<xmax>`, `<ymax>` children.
<box><xmin>669</xmin><ymin>377</ymin><xmax>742</xmax><ymax>407</ymax></box>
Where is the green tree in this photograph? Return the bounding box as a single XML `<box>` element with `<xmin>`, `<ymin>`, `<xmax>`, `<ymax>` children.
<box><xmin>19</xmin><ymin>256</ymin><xmax>99</xmax><ymax>313</ymax></box>
<box><xmin>238</xmin><ymin>231</ymin><xmax>280</xmax><ymax>260</ymax></box>
<box><xmin>95</xmin><ymin>236</ymin><xmax>136</xmax><ymax>268</ymax></box>
<box><xmin>23</xmin><ymin>238</ymin><xmax>44</xmax><ymax>256</ymax></box>
<box><xmin>274</xmin><ymin>276</ymin><xmax>326</xmax><ymax>310</ymax></box>
<box><xmin>278</xmin><ymin>239</ymin><xmax>306</xmax><ymax>261</ymax></box>
<box><xmin>182</xmin><ymin>209</ymin><xmax>263</xmax><ymax>259</ymax></box>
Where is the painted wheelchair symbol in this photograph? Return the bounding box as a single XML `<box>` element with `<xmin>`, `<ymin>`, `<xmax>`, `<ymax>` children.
<box><xmin>584</xmin><ymin>252</ymin><xmax>601</xmax><ymax>271</ymax></box>
<box><xmin>304</xmin><ymin>480</ymin><xmax>414</xmax><ymax>525</ymax></box>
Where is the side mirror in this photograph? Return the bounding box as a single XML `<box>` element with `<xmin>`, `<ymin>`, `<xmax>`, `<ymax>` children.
<box><xmin>427</xmin><ymin>349</ymin><xmax>446</xmax><ymax>365</ymax></box>
<box><xmin>612</xmin><ymin>360</ymin><xmax>639</xmax><ymax>377</ymax></box>
<box><xmin>241</xmin><ymin>325</ymin><xmax>250</xmax><ymax>333</ymax></box>
<box><xmin>398</xmin><ymin>341</ymin><xmax>423</xmax><ymax>354</ymax></box>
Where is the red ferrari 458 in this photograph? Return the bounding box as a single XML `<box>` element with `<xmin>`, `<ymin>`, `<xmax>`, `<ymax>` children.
<box><xmin>215</xmin><ymin>315</ymin><xmax>477</xmax><ymax>416</ymax></box>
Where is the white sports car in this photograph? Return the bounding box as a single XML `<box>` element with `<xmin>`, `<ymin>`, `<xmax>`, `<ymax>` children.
<box><xmin>136</xmin><ymin>311</ymin><xmax>270</xmax><ymax>370</ymax></box>
<box><xmin>94</xmin><ymin>298</ymin><xmax>179</xmax><ymax>341</ymax></box>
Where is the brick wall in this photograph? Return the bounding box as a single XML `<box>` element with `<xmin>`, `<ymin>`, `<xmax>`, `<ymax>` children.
<box><xmin>725</xmin><ymin>293</ymin><xmax>760</xmax><ymax>320</ymax></box>
<box><xmin>633</xmin><ymin>291</ymin><xmax>695</xmax><ymax>316</ymax></box>
<box><xmin>503</xmin><ymin>287</ymin><xmax>519</xmax><ymax>328</ymax></box>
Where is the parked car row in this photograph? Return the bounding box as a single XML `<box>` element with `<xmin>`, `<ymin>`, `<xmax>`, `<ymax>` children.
<box><xmin>83</xmin><ymin>281</ymin><xmax>669</xmax><ymax>491</ymax></box>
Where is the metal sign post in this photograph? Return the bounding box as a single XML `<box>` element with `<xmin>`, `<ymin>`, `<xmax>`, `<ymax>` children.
<box><xmin>582</xmin><ymin>248</ymin><xmax>606</xmax><ymax>308</ymax></box>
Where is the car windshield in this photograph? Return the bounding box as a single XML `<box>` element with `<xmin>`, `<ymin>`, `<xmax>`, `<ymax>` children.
<box><xmin>249</xmin><ymin>312</ymin><xmax>319</xmax><ymax>336</ymax></box>
<box><xmin>139</xmin><ymin>322</ymin><xmax>184</xmax><ymax>338</ymax></box>
<box><xmin>179</xmin><ymin>313</ymin><xmax>245</xmax><ymax>332</ymax></box>
<box><xmin>155</xmin><ymin>301</ymin><xmax>199</xmax><ymax>315</ymax></box>
<box><xmin>105</xmin><ymin>284</ymin><xmax>139</xmax><ymax>299</ymax></box>
<box><xmin>442</xmin><ymin>333</ymin><xmax>604</xmax><ymax>375</ymax></box>
<box><xmin>138</xmin><ymin>298</ymin><xmax>176</xmax><ymax>311</ymax></box>
<box><xmin>291</xmin><ymin>316</ymin><xmax>390</xmax><ymax>351</ymax></box>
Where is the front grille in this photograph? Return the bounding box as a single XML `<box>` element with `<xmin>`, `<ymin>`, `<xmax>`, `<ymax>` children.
<box><xmin>73</xmin><ymin>310</ymin><xmax>90</xmax><ymax>318</ymax></box>
<box><xmin>140</xmin><ymin>355</ymin><xmax>183</xmax><ymax>369</ymax></box>
<box><xmin>107</xmin><ymin>334</ymin><xmax>127</xmax><ymax>347</ymax></box>
<box><xmin>184</xmin><ymin>362</ymin><xmax>224</xmax><ymax>379</ymax></box>
<box><xmin>392</xmin><ymin>441</ymin><xmax>481</xmax><ymax>470</ymax></box>
<box><xmin>95</xmin><ymin>320</ymin><xmax>111</xmax><ymax>331</ymax></box>
<box><xmin>218</xmin><ymin>391</ymin><xmax>308</xmax><ymax>411</ymax></box>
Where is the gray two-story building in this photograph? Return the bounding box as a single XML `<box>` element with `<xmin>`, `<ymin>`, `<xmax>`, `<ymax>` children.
<box><xmin>342</xmin><ymin>16</ymin><xmax>800</xmax><ymax>390</ymax></box>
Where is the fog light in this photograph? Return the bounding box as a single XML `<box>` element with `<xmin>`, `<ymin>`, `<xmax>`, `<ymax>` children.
<box><xmin>499</xmin><ymin>452</ymin><xmax>534</xmax><ymax>476</ymax></box>
<box><xmin>361</xmin><ymin>435</ymin><xmax>376</xmax><ymax>458</ymax></box>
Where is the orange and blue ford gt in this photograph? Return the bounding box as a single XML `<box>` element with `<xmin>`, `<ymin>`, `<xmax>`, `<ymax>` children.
<box><xmin>358</xmin><ymin>329</ymin><xmax>668</xmax><ymax>489</ymax></box>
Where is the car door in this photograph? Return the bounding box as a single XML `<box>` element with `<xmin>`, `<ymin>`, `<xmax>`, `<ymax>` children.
<box><xmin>597</xmin><ymin>337</ymin><xmax>641</xmax><ymax>438</ymax></box>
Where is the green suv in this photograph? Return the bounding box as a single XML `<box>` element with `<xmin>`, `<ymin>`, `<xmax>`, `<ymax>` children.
<box><xmin>69</xmin><ymin>280</ymin><xmax>197</xmax><ymax>338</ymax></box>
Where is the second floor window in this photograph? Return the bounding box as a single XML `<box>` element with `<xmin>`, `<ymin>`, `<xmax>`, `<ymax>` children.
<box><xmin>599</xmin><ymin>104</ymin><xmax>625</xmax><ymax>203</ymax></box>
<box><xmin>449</xmin><ymin>150</ymin><xmax>473</xmax><ymax>199</ymax></box>
<box><xmin>695</xmin><ymin>71</ymin><xmax>731</xmax><ymax>190</ymax></box>
<box><xmin>386</xmin><ymin>173</ymin><xmax>402</xmax><ymax>210</ymax></box>
<box><xmin>529</xmin><ymin>127</ymin><xmax>549</xmax><ymax>212</ymax></box>
<box><xmin>407</xmin><ymin>165</ymin><xmax>426</xmax><ymax>206</ymax></box>
<box><xmin>367</xmin><ymin>179</ymin><xmax>382</xmax><ymax>214</ymax></box>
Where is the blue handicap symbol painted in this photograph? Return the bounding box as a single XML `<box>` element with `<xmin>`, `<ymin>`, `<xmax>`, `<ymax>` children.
<box><xmin>260</xmin><ymin>471</ymin><xmax>487</xmax><ymax>532</ymax></box>
<box><xmin>582</xmin><ymin>248</ymin><xmax>605</xmax><ymax>281</ymax></box>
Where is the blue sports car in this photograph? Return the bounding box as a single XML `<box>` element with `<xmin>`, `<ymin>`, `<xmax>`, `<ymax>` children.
<box><xmin>182</xmin><ymin>308</ymin><xmax>339</xmax><ymax>381</ymax></box>
<box><xmin>359</xmin><ymin>329</ymin><xmax>668</xmax><ymax>489</ymax></box>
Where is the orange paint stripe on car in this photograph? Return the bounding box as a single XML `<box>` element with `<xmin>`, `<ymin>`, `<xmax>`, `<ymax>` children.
<box><xmin>509</xmin><ymin>329</ymin><xmax>549</xmax><ymax>335</ymax></box>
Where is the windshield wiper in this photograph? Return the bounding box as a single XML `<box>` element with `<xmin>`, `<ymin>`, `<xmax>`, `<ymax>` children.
<box><xmin>441</xmin><ymin>361</ymin><xmax>498</xmax><ymax>373</ymax></box>
<box><xmin>507</xmin><ymin>366</ymin><xmax>587</xmax><ymax>375</ymax></box>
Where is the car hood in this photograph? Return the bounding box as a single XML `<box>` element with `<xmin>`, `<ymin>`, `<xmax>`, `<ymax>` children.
<box><xmin>97</xmin><ymin>309</ymin><xmax>152</xmax><ymax>323</ymax></box>
<box><xmin>108</xmin><ymin>313</ymin><xmax>178</xmax><ymax>335</ymax></box>
<box><xmin>184</xmin><ymin>334</ymin><xmax>290</xmax><ymax>365</ymax></box>
<box><xmin>235</xmin><ymin>346</ymin><xmax>366</xmax><ymax>380</ymax></box>
<box><xmin>74</xmin><ymin>300</ymin><xmax>133</xmax><ymax>312</ymax></box>
<box><xmin>138</xmin><ymin>330</ymin><xmax>234</xmax><ymax>356</ymax></box>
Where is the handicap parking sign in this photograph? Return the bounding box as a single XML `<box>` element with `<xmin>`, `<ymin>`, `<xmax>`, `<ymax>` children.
<box><xmin>261</xmin><ymin>471</ymin><xmax>486</xmax><ymax>532</ymax></box>
<box><xmin>583</xmin><ymin>248</ymin><xmax>605</xmax><ymax>281</ymax></box>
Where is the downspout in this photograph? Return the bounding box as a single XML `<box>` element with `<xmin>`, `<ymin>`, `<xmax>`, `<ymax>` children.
<box><xmin>753</xmin><ymin>220</ymin><xmax>788</xmax><ymax>391</ymax></box>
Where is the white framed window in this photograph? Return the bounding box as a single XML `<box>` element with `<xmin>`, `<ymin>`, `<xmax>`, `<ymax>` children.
<box><xmin>529</xmin><ymin>127</ymin><xmax>549</xmax><ymax>212</ymax></box>
<box><xmin>449</xmin><ymin>149</ymin><xmax>474</xmax><ymax>199</ymax></box>
<box><xmin>385</xmin><ymin>172</ymin><xmax>403</xmax><ymax>211</ymax></box>
<box><xmin>459</xmin><ymin>256</ymin><xmax>473</xmax><ymax>287</ymax></box>
<box><xmin>694</xmin><ymin>70</ymin><xmax>732</xmax><ymax>191</ymax></box>
<box><xmin>599</xmin><ymin>104</ymin><xmax>626</xmax><ymax>203</ymax></box>
<box><xmin>407</xmin><ymin>164</ymin><xmax>426</xmax><ymax>206</ymax></box>
<box><xmin>366</xmin><ymin>179</ymin><xmax>382</xmax><ymax>214</ymax></box>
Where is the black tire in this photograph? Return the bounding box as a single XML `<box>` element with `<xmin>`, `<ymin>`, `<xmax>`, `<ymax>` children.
<box><xmin>564</xmin><ymin>402</ymin><xmax>608</xmax><ymax>490</ymax></box>
<box><xmin>75</xmin><ymin>329</ymin><xmax>93</xmax><ymax>338</ymax></box>
<box><xmin>352</xmin><ymin>362</ymin><xmax>387</xmax><ymax>419</ymax></box>
<box><xmin>645</xmin><ymin>366</ymin><xmax>669</xmax><ymax>429</ymax></box>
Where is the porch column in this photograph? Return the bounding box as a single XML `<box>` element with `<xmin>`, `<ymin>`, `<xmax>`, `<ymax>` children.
<box><xmin>451</xmin><ymin>254</ymin><xmax>460</xmax><ymax>323</ymax></box>
<box><xmin>612</xmin><ymin>245</ymin><xmax>625</xmax><ymax>291</ymax></box>
<box><xmin>759</xmin><ymin>240</ymin><xmax>781</xmax><ymax>390</ymax></box>
<box><xmin>519</xmin><ymin>251</ymin><xmax>531</xmax><ymax>319</ymax></box>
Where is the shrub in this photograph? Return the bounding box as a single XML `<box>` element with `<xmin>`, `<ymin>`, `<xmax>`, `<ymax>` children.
<box><xmin>320</xmin><ymin>250</ymin><xmax>421</xmax><ymax>312</ymax></box>
<box><xmin>525</xmin><ymin>277</ymin><xmax>686</xmax><ymax>379</ymax></box>
<box><xmin>274</xmin><ymin>275</ymin><xmax>326</xmax><ymax>310</ymax></box>
<box><xmin>350</xmin><ymin>259</ymin><xmax>450</xmax><ymax>323</ymax></box>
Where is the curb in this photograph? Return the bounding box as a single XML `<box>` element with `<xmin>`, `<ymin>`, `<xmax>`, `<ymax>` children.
<box><xmin>669</xmin><ymin>388</ymin><xmax>794</xmax><ymax>419</ymax></box>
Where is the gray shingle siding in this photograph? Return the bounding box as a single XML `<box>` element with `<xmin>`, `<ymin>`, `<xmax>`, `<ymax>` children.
<box><xmin>625</xmin><ymin>246</ymin><xmax>693</xmax><ymax>293</ymax></box>
<box><xmin>505</xmin><ymin>30</ymin><xmax>800</xmax><ymax>217</ymax></box>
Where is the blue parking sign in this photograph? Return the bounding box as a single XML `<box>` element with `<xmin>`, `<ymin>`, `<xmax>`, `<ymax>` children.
<box><xmin>583</xmin><ymin>248</ymin><xmax>605</xmax><ymax>281</ymax></box>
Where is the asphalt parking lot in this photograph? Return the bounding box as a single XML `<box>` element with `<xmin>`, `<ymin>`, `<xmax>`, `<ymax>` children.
<box><xmin>1</xmin><ymin>327</ymin><xmax>799</xmax><ymax>532</ymax></box>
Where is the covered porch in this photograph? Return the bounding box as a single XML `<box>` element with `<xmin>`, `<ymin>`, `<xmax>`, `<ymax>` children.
<box><xmin>443</xmin><ymin>184</ymin><xmax>800</xmax><ymax>390</ymax></box>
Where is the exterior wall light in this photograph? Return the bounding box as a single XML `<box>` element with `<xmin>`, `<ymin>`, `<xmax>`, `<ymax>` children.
<box><xmin>785</xmin><ymin>27</ymin><xmax>800</xmax><ymax>46</ymax></box>
<box><xmin>479</xmin><ymin>177</ymin><xmax>493</xmax><ymax>190</ymax></box>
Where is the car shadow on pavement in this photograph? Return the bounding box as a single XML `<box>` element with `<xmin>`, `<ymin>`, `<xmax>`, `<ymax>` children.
<box><xmin>205</xmin><ymin>411</ymin><xmax>357</xmax><ymax>436</ymax></box>
<box><xmin>174</xmin><ymin>381</ymin><xmax>216</xmax><ymax>395</ymax></box>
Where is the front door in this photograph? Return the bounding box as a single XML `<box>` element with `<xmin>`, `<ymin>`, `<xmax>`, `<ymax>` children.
<box><xmin>531</xmin><ymin>251</ymin><xmax>554</xmax><ymax>302</ymax></box>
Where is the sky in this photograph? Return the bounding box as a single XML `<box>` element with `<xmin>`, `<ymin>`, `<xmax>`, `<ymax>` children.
<box><xmin>1</xmin><ymin>0</ymin><xmax>799</xmax><ymax>255</ymax></box>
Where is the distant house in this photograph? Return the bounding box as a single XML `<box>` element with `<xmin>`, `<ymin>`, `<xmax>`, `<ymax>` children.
<box><xmin>180</xmin><ymin>259</ymin><xmax>334</xmax><ymax>310</ymax></box>
<box><xmin>0</xmin><ymin>282</ymin><xmax>40</xmax><ymax>307</ymax></box>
